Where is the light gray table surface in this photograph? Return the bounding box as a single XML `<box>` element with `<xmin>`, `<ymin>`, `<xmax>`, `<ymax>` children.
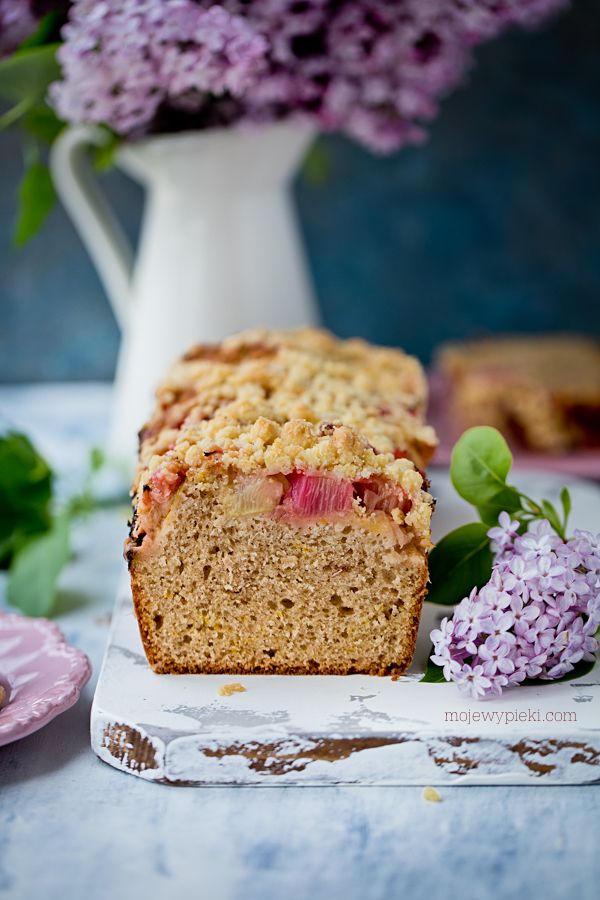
<box><xmin>0</xmin><ymin>384</ymin><xmax>598</xmax><ymax>900</ymax></box>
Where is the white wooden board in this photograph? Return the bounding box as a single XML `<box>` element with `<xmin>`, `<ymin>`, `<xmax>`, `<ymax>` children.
<box><xmin>91</xmin><ymin>469</ymin><xmax>600</xmax><ymax>785</ymax></box>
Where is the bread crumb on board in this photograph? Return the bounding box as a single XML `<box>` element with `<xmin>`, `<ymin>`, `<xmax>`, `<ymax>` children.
<box><xmin>422</xmin><ymin>786</ymin><xmax>442</xmax><ymax>802</ymax></box>
<box><xmin>218</xmin><ymin>683</ymin><xmax>247</xmax><ymax>697</ymax></box>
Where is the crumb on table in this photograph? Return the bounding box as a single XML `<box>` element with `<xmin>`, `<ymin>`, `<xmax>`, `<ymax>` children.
<box><xmin>218</xmin><ymin>683</ymin><xmax>247</xmax><ymax>697</ymax></box>
<box><xmin>422</xmin><ymin>785</ymin><xmax>442</xmax><ymax>802</ymax></box>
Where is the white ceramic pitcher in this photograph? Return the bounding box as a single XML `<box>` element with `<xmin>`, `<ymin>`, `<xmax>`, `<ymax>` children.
<box><xmin>50</xmin><ymin>120</ymin><xmax>318</xmax><ymax>466</ymax></box>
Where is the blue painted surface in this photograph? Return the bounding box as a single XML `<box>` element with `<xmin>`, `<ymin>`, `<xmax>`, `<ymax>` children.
<box><xmin>0</xmin><ymin>383</ymin><xmax>598</xmax><ymax>900</ymax></box>
<box><xmin>0</xmin><ymin>2</ymin><xmax>598</xmax><ymax>382</ymax></box>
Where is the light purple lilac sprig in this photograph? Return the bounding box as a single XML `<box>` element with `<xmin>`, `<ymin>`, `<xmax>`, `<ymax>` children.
<box><xmin>431</xmin><ymin>514</ymin><xmax>600</xmax><ymax>699</ymax></box>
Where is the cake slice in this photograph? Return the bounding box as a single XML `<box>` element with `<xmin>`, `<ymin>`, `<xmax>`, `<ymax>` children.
<box><xmin>126</xmin><ymin>328</ymin><xmax>436</xmax><ymax>676</ymax></box>
<box><xmin>437</xmin><ymin>334</ymin><xmax>600</xmax><ymax>453</ymax></box>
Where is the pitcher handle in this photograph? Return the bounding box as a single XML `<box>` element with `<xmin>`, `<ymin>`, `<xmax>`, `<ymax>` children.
<box><xmin>50</xmin><ymin>124</ymin><xmax>133</xmax><ymax>330</ymax></box>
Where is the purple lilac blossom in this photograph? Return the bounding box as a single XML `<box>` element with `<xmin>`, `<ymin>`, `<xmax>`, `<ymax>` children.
<box><xmin>0</xmin><ymin>0</ymin><xmax>36</xmax><ymax>56</ymax></box>
<box><xmin>431</xmin><ymin>519</ymin><xmax>600</xmax><ymax>699</ymax></box>
<box><xmin>48</xmin><ymin>0</ymin><xmax>568</xmax><ymax>152</ymax></box>
<box><xmin>50</xmin><ymin>2</ymin><xmax>267</xmax><ymax>133</ymax></box>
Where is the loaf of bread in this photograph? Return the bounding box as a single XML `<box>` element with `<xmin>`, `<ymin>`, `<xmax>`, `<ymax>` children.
<box><xmin>437</xmin><ymin>334</ymin><xmax>600</xmax><ymax>453</ymax></box>
<box><xmin>126</xmin><ymin>329</ymin><xmax>437</xmax><ymax>676</ymax></box>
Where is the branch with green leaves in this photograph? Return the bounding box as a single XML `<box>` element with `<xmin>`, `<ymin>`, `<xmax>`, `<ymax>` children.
<box><xmin>0</xmin><ymin>15</ymin><xmax>62</xmax><ymax>244</ymax></box>
<box><xmin>0</xmin><ymin>431</ymin><xmax>105</xmax><ymax>617</ymax></box>
<box><xmin>0</xmin><ymin>13</ymin><xmax>119</xmax><ymax>245</ymax></box>
<box><xmin>426</xmin><ymin>426</ymin><xmax>572</xmax><ymax>607</ymax></box>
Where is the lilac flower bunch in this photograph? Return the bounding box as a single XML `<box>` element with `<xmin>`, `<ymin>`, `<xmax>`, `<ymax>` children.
<box><xmin>49</xmin><ymin>2</ymin><xmax>267</xmax><ymax>134</ymax></box>
<box><xmin>21</xmin><ymin>0</ymin><xmax>566</xmax><ymax>152</ymax></box>
<box><xmin>431</xmin><ymin>515</ymin><xmax>600</xmax><ymax>699</ymax></box>
<box><xmin>0</xmin><ymin>0</ymin><xmax>36</xmax><ymax>56</ymax></box>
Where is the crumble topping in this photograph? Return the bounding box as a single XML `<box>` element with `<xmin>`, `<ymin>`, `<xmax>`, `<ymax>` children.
<box><xmin>218</xmin><ymin>683</ymin><xmax>247</xmax><ymax>697</ymax></box>
<box><xmin>139</xmin><ymin>327</ymin><xmax>437</xmax><ymax>471</ymax></box>
<box><xmin>132</xmin><ymin>329</ymin><xmax>436</xmax><ymax>549</ymax></box>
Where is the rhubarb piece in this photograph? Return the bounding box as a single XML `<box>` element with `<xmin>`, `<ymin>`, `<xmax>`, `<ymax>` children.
<box><xmin>222</xmin><ymin>475</ymin><xmax>285</xmax><ymax>517</ymax></box>
<box><xmin>282</xmin><ymin>472</ymin><xmax>354</xmax><ymax>517</ymax></box>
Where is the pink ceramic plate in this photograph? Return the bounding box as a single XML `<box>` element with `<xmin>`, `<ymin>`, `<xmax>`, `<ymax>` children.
<box><xmin>428</xmin><ymin>371</ymin><xmax>600</xmax><ymax>479</ymax></box>
<box><xmin>0</xmin><ymin>612</ymin><xmax>91</xmax><ymax>747</ymax></box>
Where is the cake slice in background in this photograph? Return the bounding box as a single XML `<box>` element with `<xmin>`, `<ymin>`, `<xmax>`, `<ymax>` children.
<box><xmin>126</xmin><ymin>328</ymin><xmax>436</xmax><ymax>676</ymax></box>
<box><xmin>436</xmin><ymin>335</ymin><xmax>600</xmax><ymax>453</ymax></box>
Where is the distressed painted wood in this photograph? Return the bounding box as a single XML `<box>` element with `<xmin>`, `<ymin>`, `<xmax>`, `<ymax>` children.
<box><xmin>91</xmin><ymin>471</ymin><xmax>600</xmax><ymax>786</ymax></box>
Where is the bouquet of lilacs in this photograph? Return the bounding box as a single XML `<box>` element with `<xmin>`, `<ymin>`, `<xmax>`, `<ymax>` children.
<box><xmin>2</xmin><ymin>0</ymin><xmax>568</xmax><ymax>152</ymax></box>
<box><xmin>0</xmin><ymin>1</ymin><xmax>567</xmax><ymax>240</ymax></box>
<box><xmin>425</xmin><ymin>428</ymin><xmax>600</xmax><ymax>699</ymax></box>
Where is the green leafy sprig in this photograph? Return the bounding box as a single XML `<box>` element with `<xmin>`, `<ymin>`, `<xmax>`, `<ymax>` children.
<box><xmin>0</xmin><ymin>11</ymin><xmax>124</xmax><ymax>246</ymax></box>
<box><xmin>0</xmin><ymin>431</ymin><xmax>104</xmax><ymax>617</ymax></box>
<box><xmin>0</xmin><ymin>14</ymin><xmax>120</xmax><ymax>245</ymax></box>
<box><xmin>0</xmin><ymin>14</ymin><xmax>64</xmax><ymax>243</ymax></box>
<box><xmin>426</xmin><ymin>426</ymin><xmax>571</xmax><ymax>607</ymax></box>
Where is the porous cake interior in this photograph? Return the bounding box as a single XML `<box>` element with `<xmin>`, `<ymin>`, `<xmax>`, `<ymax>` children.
<box><xmin>132</xmin><ymin>479</ymin><xmax>427</xmax><ymax>676</ymax></box>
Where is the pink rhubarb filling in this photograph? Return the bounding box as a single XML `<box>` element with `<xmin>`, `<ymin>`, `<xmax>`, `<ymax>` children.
<box><xmin>276</xmin><ymin>471</ymin><xmax>411</xmax><ymax>519</ymax></box>
<box><xmin>141</xmin><ymin>467</ymin><xmax>412</xmax><ymax>527</ymax></box>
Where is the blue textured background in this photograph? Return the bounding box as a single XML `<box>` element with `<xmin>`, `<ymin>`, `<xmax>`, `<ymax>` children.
<box><xmin>0</xmin><ymin>0</ymin><xmax>599</xmax><ymax>382</ymax></box>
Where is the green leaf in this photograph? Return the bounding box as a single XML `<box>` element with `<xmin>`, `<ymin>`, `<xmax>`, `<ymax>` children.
<box><xmin>23</xmin><ymin>102</ymin><xmax>64</xmax><ymax>144</ymax></box>
<box><xmin>476</xmin><ymin>492</ymin><xmax>522</xmax><ymax>527</ymax></box>
<box><xmin>420</xmin><ymin>655</ymin><xmax>446</xmax><ymax>683</ymax></box>
<box><xmin>7</xmin><ymin>512</ymin><xmax>70</xmax><ymax>617</ymax></box>
<box><xmin>66</xmin><ymin>445</ymin><xmax>107</xmax><ymax>518</ymax></box>
<box><xmin>539</xmin><ymin>499</ymin><xmax>565</xmax><ymax>539</ymax></box>
<box><xmin>90</xmin><ymin>447</ymin><xmax>106</xmax><ymax>473</ymax></box>
<box><xmin>302</xmin><ymin>140</ymin><xmax>332</xmax><ymax>185</ymax></box>
<box><xmin>0</xmin><ymin>432</ymin><xmax>53</xmax><ymax>506</ymax></box>
<box><xmin>427</xmin><ymin>522</ymin><xmax>494</xmax><ymax>606</ymax></box>
<box><xmin>0</xmin><ymin>44</ymin><xmax>60</xmax><ymax>105</ymax></box>
<box><xmin>0</xmin><ymin>96</ymin><xmax>33</xmax><ymax>131</ymax></box>
<box><xmin>451</xmin><ymin>426</ymin><xmax>522</xmax><ymax>520</ymax></box>
<box><xmin>0</xmin><ymin>533</ymin><xmax>17</xmax><ymax>567</ymax></box>
<box><xmin>18</xmin><ymin>13</ymin><xmax>62</xmax><ymax>51</ymax></box>
<box><xmin>524</xmin><ymin>656</ymin><xmax>596</xmax><ymax>687</ymax></box>
<box><xmin>93</xmin><ymin>130</ymin><xmax>120</xmax><ymax>172</ymax></box>
<box><xmin>0</xmin><ymin>431</ymin><xmax>53</xmax><ymax>564</ymax></box>
<box><xmin>14</xmin><ymin>160</ymin><xmax>56</xmax><ymax>247</ymax></box>
<box><xmin>560</xmin><ymin>486</ymin><xmax>572</xmax><ymax>534</ymax></box>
